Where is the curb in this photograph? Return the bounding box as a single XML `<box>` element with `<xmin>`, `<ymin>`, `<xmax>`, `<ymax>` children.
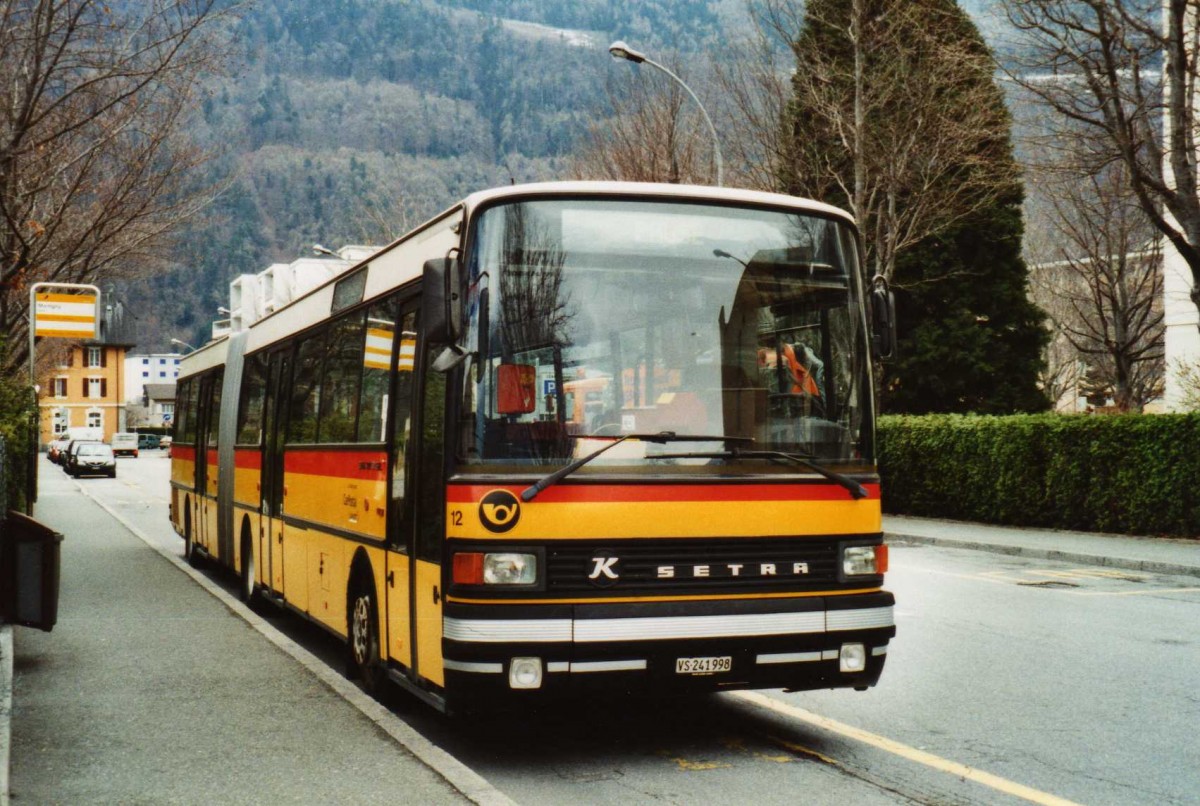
<box><xmin>1</xmin><ymin>625</ymin><xmax>11</xmax><ymax>806</ymax></box>
<box><xmin>887</xmin><ymin>532</ymin><xmax>1200</xmax><ymax>580</ymax></box>
<box><xmin>79</xmin><ymin>483</ymin><xmax>514</xmax><ymax>806</ymax></box>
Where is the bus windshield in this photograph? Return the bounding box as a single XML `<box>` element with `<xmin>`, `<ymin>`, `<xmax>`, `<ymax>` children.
<box><xmin>457</xmin><ymin>198</ymin><xmax>874</xmax><ymax>476</ymax></box>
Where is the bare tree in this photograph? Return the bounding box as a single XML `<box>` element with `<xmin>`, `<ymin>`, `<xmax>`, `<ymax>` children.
<box><xmin>0</xmin><ymin>0</ymin><xmax>236</xmax><ymax>375</ymax></box>
<box><xmin>709</xmin><ymin>11</ymin><xmax>797</xmax><ymax>192</ymax></box>
<box><xmin>1004</xmin><ymin>0</ymin><xmax>1200</xmax><ymax>331</ymax></box>
<box><xmin>1030</xmin><ymin>163</ymin><xmax>1164</xmax><ymax>411</ymax></box>
<box><xmin>570</xmin><ymin>57</ymin><xmax>716</xmax><ymax>185</ymax></box>
<box><xmin>775</xmin><ymin>0</ymin><xmax>1022</xmax><ymax>283</ymax></box>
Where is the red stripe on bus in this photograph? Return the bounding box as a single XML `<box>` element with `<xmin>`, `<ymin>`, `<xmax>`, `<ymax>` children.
<box><xmin>284</xmin><ymin>449</ymin><xmax>388</xmax><ymax>480</ymax></box>
<box><xmin>446</xmin><ymin>483</ymin><xmax>879</xmax><ymax>504</ymax></box>
<box><xmin>172</xmin><ymin>445</ymin><xmax>196</xmax><ymax>461</ymax></box>
<box><xmin>234</xmin><ymin>449</ymin><xmax>262</xmax><ymax>470</ymax></box>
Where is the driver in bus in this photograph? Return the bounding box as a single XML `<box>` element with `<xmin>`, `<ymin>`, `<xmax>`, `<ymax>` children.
<box><xmin>758</xmin><ymin>338</ymin><xmax>825</xmax><ymax>414</ymax></box>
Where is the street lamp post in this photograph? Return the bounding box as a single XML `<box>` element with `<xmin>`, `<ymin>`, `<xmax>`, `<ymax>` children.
<box><xmin>170</xmin><ymin>338</ymin><xmax>196</xmax><ymax>353</ymax></box>
<box><xmin>608</xmin><ymin>40</ymin><xmax>724</xmax><ymax>187</ymax></box>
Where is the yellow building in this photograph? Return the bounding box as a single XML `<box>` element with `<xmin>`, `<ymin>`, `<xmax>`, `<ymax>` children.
<box><xmin>37</xmin><ymin>302</ymin><xmax>136</xmax><ymax>445</ymax></box>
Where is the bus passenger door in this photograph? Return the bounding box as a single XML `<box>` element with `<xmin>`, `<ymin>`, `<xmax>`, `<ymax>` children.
<box><xmin>384</xmin><ymin>308</ymin><xmax>416</xmax><ymax>671</ymax></box>
<box><xmin>411</xmin><ymin>336</ymin><xmax>447</xmax><ymax>688</ymax></box>
<box><xmin>195</xmin><ymin>371</ymin><xmax>222</xmax><ymax>558</ymax></box>
<box><xmin>191</xmin><ymin>376</ymin><xmax>209</xmax><ymax>554</ymax></box>
<box><xmin>261</xmin><ymin>349</ymin><xmax>290</xmax><ymax>596</ymax></box>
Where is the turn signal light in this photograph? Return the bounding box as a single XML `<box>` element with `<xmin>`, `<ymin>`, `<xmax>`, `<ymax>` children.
<box><xmin>843</xmin><ymin>544</ymin><xmax>887</xmax><ymax>576</ymax></box>
<box><xmin>453</xmin><ymin>552</ymin><xmax>484</xmax><ymax>584</ymax></box>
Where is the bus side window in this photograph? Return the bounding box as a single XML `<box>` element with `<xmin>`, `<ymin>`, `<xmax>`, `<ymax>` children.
<box><xmin>318</xmin><ymin>311</ymin><xmax>367</xmax><ymax>444</ymax></box>
<box><xmin>206</xmin><ymin>370</ymin><xmax>223</xmax><ymax>448</ymax></box>
<box><xmin>389</xmin><ymin>308</ymin><xmax>418</xmax><ymax>549</ymax></box>
<box><xmin>360</xmin><ymin>296</ymin><xmax>401</xmax><ymax>443</ymax></box>
<box><xmin>288</xmin><ymin>327</ymin><xmax>327</xmax><ymax>444</ymax></box>
<box><xmin>236</xmin><ymin>352</ymin><xmax>268</xmax><ymax>445</ymax></box>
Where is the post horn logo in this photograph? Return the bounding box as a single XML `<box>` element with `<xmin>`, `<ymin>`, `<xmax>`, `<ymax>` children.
<box><xmin>478</xmin><ymin>489</ymin><xmax>521</xmax><ymax>533</ymax></box>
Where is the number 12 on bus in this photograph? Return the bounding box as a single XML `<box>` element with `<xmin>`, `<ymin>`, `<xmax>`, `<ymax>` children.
<box><xmin>169</xmin><ymin>181</ymin><xmax>898</xmax><ymax>713</ymax></box>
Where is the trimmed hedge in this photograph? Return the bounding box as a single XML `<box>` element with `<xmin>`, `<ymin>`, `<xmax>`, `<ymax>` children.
<box><xmin>0</xmin><ymin>363</ymin><xmax>36</xmax><ymax>514</ymax></box>
<box><xmin>878</xmin><ymin>414</ymin><xmax>1200</xmax><ymax>537</ymax></box>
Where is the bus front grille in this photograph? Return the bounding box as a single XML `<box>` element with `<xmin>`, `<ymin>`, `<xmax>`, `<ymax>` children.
<box><xmin>544</xmin><ymin>537</ymin><xmax>845</xmax><ymax>597</ymax></box>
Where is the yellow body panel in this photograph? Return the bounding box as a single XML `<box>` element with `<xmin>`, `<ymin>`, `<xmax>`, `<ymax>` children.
<box><xmin>233</xmin><ymin>464</ymin><xmax>260</xmax><ymax>509</ymax></box>
<box><xmin>171</xmin><ymin>456</ymin><xmax>194</xmax><ymax>487</ymax></box>
<box><xmin>232</xmin><ymin>503</ymin><xmax>259</xmax><ymax>576</ymax></box>
<box><xmin>304</xmin><ymin>529</ymin><xmax>348</xmax><ymax>632</ymax></box>
<box><xmin>201</xmin><ymin>494</ymin><xmax>219</xmax><ymax>559</ymax></box>
<box><xmin>385</xmin><ymin>551</ymin><xmax>413</xmax><ymax>667</ymax></box>
<box><xmin>414</xmin><ymin>559</ymin><xmax>443</xmax><ymax>687</ymax></box>
<box><xmin>265</xmin><ymin>514</ymin><xmax>284</xmax><ymax>592</ymax></box>
<box><xmin>284</xmin><ymin>470</ymin><xmax>387</xmax><ymax>540</ymax></box>
<box><xmin>282</xmin><ymin>522</ymin><xmax>309</xmax><ymax>612</ymax></box>
<box><xmin>447</xmin><ymin>497</ymin><xmax>882</xmax><ymax>540</ymax></box>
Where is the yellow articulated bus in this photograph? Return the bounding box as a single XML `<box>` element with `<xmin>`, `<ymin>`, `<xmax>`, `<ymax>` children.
<box><xmin>169</xmin><ymin>181</ymin><xmax>897</xmax><ymax>712</ymax></box>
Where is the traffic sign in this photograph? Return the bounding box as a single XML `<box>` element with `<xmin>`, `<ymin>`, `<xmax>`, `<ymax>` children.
<box><xmin>34</xmin><ymin>291</ymin><xmax>97</xmax><ymax>338</ymax></box>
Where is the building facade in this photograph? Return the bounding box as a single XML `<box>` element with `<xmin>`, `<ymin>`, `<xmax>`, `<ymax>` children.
<box><xmin>124</xmin><ymin>353</ymin><xmax>182</xmax><ymax>405</ymax></box>
<box><xmin>141</xmin><ymin>383</ymin><xmax>176</xmax><ymax>429</ymax></box>
<box><xmin>39</xmin><ymin>342</ymin><xmax>131</xmax><ymax>443</ymax></box>
<box><xmin>37</xmin><ymin>301</ymin><xmax>136</xmax><ymax>444</ymax></box>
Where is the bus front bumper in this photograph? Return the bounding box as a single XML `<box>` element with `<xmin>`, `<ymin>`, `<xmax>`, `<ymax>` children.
<box><xmin>441</xmin><ymin>592</ymin><xmax>895</xmax><ymax>700</ymax></box>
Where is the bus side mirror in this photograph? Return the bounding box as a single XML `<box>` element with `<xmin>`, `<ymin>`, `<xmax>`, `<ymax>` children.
<box><xmin>422</xmin><ymin>256</ymin><xmax>462</xmax><ymax>343</ymax></box>
<box><xmin>869</xmin><ymin>275</ymin><xmax>897</xmax><ymax>361</ymax></box>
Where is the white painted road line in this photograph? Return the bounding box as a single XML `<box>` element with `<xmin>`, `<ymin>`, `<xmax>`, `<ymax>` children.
<box><xmin>733</xmin><ymin>690</ymin><xmax>1081</xmax><ymax>806</ymax></box>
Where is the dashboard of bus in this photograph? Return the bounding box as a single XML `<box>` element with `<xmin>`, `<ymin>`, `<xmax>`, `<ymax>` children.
<box><xmin>454</xmin><ymin>197</ymin><xmax>875</xmax><ymax>477</ymax></box>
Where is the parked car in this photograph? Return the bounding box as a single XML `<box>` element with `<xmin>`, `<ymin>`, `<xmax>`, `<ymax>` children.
<box><xmin>137</xmin><ymin>433</ymin><xmax>161</xmax><ymax>450</ymax></box>
<box><xmin>47</xmin><ymin>437</ymin><xmax>70</xmax><ymax>464</ymax></box>
<box><xmin>161</xmin><ymin>435</ymin><xmax>173</xmax><ymax>457</ymax></box>
<box><xmin>62</xmin><ymin>439</ymin><xmax>101</xmax><ymax>472</ymax></box>
<box><xmin>111</xmin><ymin>432</ymin><xmax>139</xmax><ymax>458</ymax></box>
<box><xmin>67</xmin><ymin>442</ymin><xmax>116</xmax><ymax>478</ymax></box>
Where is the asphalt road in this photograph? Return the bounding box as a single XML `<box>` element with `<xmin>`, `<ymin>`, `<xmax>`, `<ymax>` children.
<box><xmin>14</xmin><ymin>453</ymin><xmax>1200</xmax><ymax>805</ymax></box>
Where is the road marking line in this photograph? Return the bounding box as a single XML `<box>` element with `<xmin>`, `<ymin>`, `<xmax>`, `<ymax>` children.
<box><xmin>732</xmin><ymin>690</ymin><xmax>1082</xmax><ymax>806</ymax></box>
<box><xmin>660</xmin><ymin>754</ymin><xmax>730</xmax><ymax>771</ymax></box>
<box><xmin>921</xmin><ymin>568</ymin><xmax>1199</xmax><ymax>597</ymax></box>
<box><xmin>1070</xmin><ymin>587</ymin><xmax>1200</xmax><ymax>597</ymax></box>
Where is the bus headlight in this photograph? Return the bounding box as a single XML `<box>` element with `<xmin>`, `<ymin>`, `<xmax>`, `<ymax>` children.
<box><xmin>453</xmin><ymin>552</ymin><xmax>538</xmax><ymax>585</ymax></box>
<box><xmin>840</xmin><ymin>643</ymin><xmax>867</xmax><ymax>673</ymax></box>
<box><xmin>843</xmin><ymin>544</ymin><xmax>888</xmax><ymax>576</ymax></box>
<box><xmin>509</xmin><ymin>657</ymin><xmax>543</xmax><ymax>689</ymax></box>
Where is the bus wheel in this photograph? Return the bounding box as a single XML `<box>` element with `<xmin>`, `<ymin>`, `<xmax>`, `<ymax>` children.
<box><xmin>347</xmin><ymin>577</ymin><xmax>383</xmax><ymax>696</ymax></box>
<box><xmin>183</xmin><ymin>507</ymin><xmax>199</xmax><ymax>568</ymax></box>
<box><xmin>239</xmin><ymin>528</ymin><xmax>261</xmax><ymax>608</ymax></box>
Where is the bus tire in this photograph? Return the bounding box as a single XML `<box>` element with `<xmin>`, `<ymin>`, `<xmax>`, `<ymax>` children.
<box><xmin>239</xmin><ymin>524</ymin><xmax>261</xmax><ymax>608</ymax></box>
<box><xmin>347</xmin><ymin>573</ymin><xmax>384</xmax><ymax>696</ymax></box>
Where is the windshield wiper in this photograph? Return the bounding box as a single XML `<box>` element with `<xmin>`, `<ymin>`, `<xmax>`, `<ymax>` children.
<box><xmin>649</xmin><ymin>448</ymin><xmax>868</xmax><ymax>500</ymax></box>
<box><xmin>521</xmin><ymin>432</ymin><xmax>752</xmax><ymax>502</ymax></box>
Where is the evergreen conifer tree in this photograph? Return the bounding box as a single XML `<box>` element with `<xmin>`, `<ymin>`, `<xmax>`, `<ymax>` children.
<box><xmin>782</xmin><ymin>0</ymin><xmax>1049</xmax><ymax>413</ymax></box>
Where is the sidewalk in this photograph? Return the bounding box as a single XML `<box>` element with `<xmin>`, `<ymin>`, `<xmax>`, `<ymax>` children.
<box><xmin>2</xmin><ymin>464</ymin><xmax>494</xmax><ymax>805</ymax></box>
<box><xmin>885</xmin><ymin>515</ymin><xmax>1200</xmax><ymax>579</ymax></box>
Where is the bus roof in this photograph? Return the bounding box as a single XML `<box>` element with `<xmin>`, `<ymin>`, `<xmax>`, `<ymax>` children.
<box><xmin>176</xmin><ymin>182</ymin><xmax>857</xmax><ymax>381</ymax></box>
<box><xmin>461</xmin><ymin>182</ymin><xmax>857</xmax><ymax>227</ymax></box>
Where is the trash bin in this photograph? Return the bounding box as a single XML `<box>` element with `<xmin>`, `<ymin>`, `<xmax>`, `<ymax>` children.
<box><xmin>0</xmin><ymin>511</ymin><xmax>63</xmax><ymax>632</ymax></box>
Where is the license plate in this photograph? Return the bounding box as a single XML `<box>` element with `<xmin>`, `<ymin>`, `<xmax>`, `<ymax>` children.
<box><xmin>675</xmin><ymin>656</ymin><xmax>732</xmax><ymax>675</ymax></box>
